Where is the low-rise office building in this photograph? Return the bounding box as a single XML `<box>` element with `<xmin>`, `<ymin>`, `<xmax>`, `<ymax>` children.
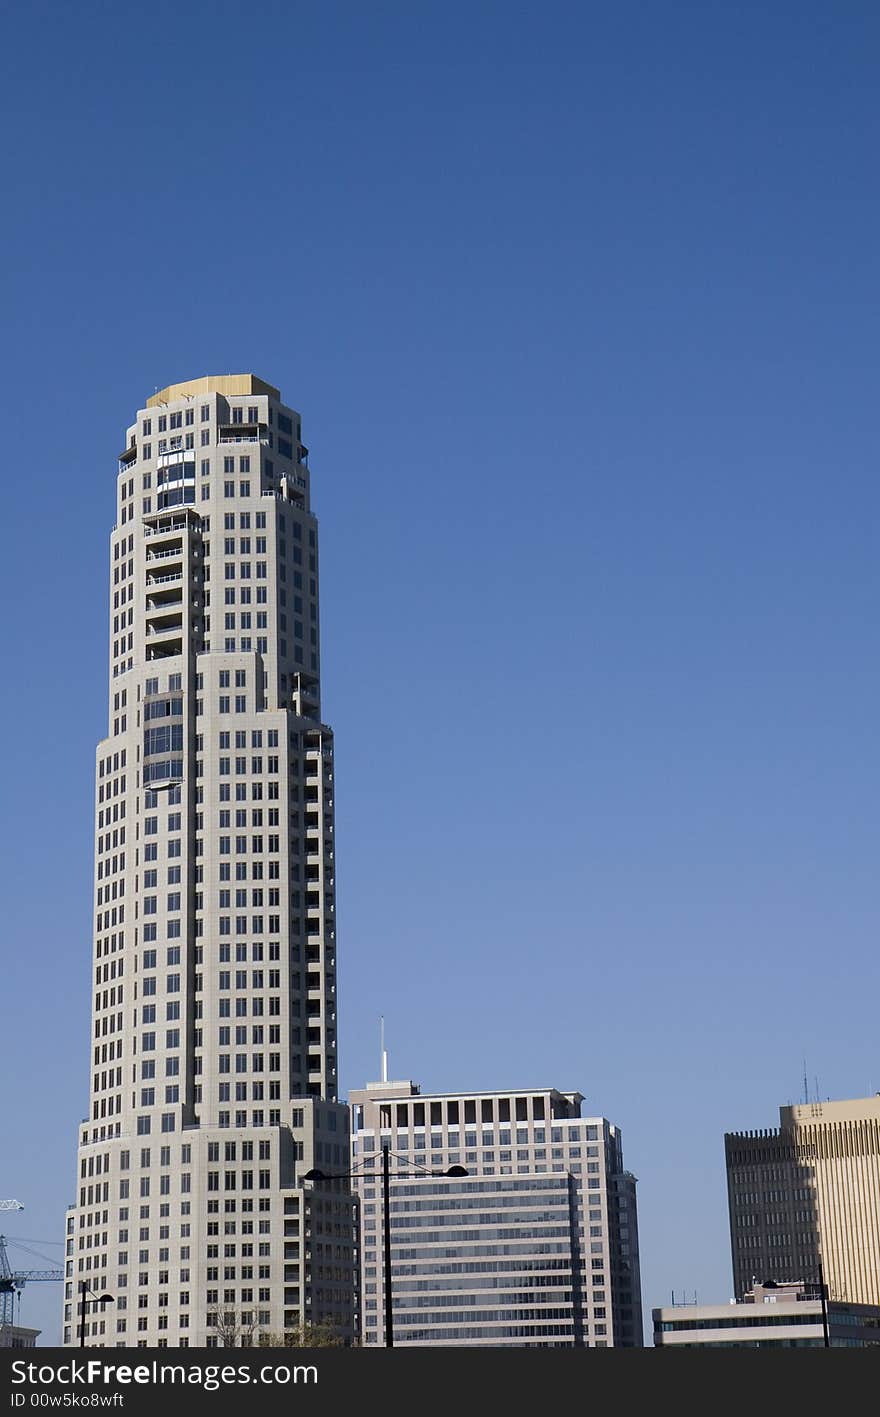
<box><xmin>653</xmin><ymin>1280</ymin><xmax>880</xmax><ymax>1348</ymax></box>
<box><xmin>0</xmin><ymin>1325</ymin><xmax>40</xmax><ymax>1348</ymax></box>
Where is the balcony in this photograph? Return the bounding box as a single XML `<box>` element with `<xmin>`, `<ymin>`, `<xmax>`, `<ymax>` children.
<box><xmin>146</xmin><ymin>547</ymin><xmax>184</xmax><ymax>564</ymax></box>
<box><xmin>145</xmin><ymin>610</ymin><xmax>184</xmax><ymax>658</ymax></box>
<box><xmin>143</xmin><ymin>508</ymin><xmax>200</xmax><ymax>536</ymax></box>
<box><xmin>262</xmin><ymin>485</ymin><xmax>306</xmax><ymax>511</ymax></box>
<box><xmin>146</xmin><ymin>588</ymin><xmax>183</xmax><ymax>613</ymax></box>
<box><xmin>218</xmin><ymin>421</ymin><xmax>263</xmax><ymax>441</ymax></box>
<box><xmin>146</xmin><ymin>611</ymin><xmax>183</xmax><ymax>634</ymax></box>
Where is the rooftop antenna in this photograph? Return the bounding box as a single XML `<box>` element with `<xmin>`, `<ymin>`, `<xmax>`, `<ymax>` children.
<box><xmin>380</xmin><ymin>1016</ymin><xmax>388</xmax><ymax>1084</ymax></box>
<box><xmin>803</xmin><ymin>1059</ymin><xmax>809</xmax><ymax>1105</ymax></box>
<box><xmin>814</xmin><ymin>1076</ymin><xmax>820</xmax><ymax>1105</ymax></box>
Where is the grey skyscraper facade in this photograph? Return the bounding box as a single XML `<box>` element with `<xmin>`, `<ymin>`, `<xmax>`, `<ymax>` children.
<box><xmin>63</xmin><ymin>375</ymin><xmax>355</xmax><ymax>1347</ymax></box>
<box><xmin>349</xmin><ymin>1080</ymin><xmax>642</xmax><ymax>1347</ymax></box>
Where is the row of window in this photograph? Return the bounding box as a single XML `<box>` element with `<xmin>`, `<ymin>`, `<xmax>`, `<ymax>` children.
<box><xmin>356</xmin><ymin>1125</ymin><xmax>602</xmax><ymax>1146</ymax></box>
<box><xmin>97</xmin><ymin>769</ymin><xmax>125</xmax><ymax>796</ymax></box>
<box><xmin>143</xmin><ymin>408</ymin><xmax>197</xmax><ymax>432</ymax></box>
<box><xmin>143</xmin><ymin>401</ymin><xmax>272</xmax><ymax>434</ymax></box>
<box><xmin>99</xmin><ymin>749</ymin><xmax>127</xmax><ymax>777</ymax></box>
<box><xmin>357</xmin><ymin>1098</ymin><xmax>596</xmax><ymax>1128</ymax></box>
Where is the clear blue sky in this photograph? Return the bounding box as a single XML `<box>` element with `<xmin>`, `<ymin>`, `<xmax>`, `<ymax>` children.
<box><xmin>1</xmin><ymin>0</ymin><xmax>878</xmax><ymax>1344</ymax></box>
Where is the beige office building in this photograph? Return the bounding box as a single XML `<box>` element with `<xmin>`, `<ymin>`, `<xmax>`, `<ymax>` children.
<box><xmin>725</xmin><ymin>1094</ymin><xmax>880</xmax><ymax>1307</ymax></box>
<box><xmin>348</xmin><ymin>1080</ymin><xmax>642</xmax><ymax>1347</ymax></box>
<box><xmin>62</xmin><ymin>376</ymin><xmax>355</xmax><ymax>1346</ymax></box>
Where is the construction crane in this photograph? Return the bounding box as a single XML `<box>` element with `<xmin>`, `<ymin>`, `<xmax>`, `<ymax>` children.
<box><xmin>0</xmin><ymin>1203</ymin><xmax>64</xmax><ymax>1328</ymax></box>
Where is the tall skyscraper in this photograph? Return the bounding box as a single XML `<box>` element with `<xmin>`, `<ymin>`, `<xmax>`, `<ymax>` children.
<box><xmin>347</xmin><ymin>1080</ymin><xmax>642</xmax><ymax>1347</ymax></box>
<box><xmin>725</xmin><ymin>1094</ymin><xmax>880</xmax><ymax>1307</ymax></box>
<box><xmin>62</xmin><ymin>375</ymin><xmax>355</xmax><ymax>1347</ymax></box>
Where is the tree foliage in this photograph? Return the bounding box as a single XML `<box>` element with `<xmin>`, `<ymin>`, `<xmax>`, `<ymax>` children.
<box><xmin>258</xmin><ymin>1320</ymin><xmax>346</xmax><ymax>1348</ymax></box>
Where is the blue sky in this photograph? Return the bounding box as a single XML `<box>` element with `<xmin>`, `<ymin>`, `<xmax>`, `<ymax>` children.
<box><xmin>1</xmin><ymin>0</ymin><xmax>878</xmax><ymax>1343</ymax></box>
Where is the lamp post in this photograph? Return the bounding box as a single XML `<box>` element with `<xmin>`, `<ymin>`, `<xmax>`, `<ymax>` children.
<box><xmin>818</xmin><ymin>1263</ymin><xmax>830</xmax><ymax>1349</ymax></box>
<box><xmin>381</xmin><ymin>1143</ymin><xmax>393</xmax><ymax>1346</ymax></box>
<box><xmin>304</xmin><ymin>1144</ymin><xmax>467</xmax><ymax>1347</ymax></box>
<box><xmin>78</xmin><ymin>1281</ymin><xmax>114</xmax><ymax>1348</ymax></box>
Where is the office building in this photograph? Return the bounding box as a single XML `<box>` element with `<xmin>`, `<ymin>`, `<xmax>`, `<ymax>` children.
<box><xmin>0</xmin><ymin>1326</ymin><xmax>40</xmax><ymax>1349</ymax></box>
<box><xmin>653</xmin><ymin>1279</ymin><xmax>880</xmax><ymax>1348</ymax></box>
<box><xmin>725</xmin><ymin>1094</ymin><xmax>880</xmax><ymax>1307</ymax></box>
<box><xmin>62</xmin><ymin>375</ymin><xmax>355</xmax><ymax>1346</ymax></box>
<box><xmin>347</xmin><ymin>1080</ymin><xmax>642</xmax><ymax>1347</ymax></box>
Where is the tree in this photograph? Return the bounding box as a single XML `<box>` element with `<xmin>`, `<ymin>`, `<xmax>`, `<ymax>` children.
<box><xmin>206</xmin><ymin>1307</ymin><xmax>261</xmax><ymax>1347</ymax></box>
<box><xmin>258</xmin><ymin>1320</ymin><xmax>347</xmax><ymax>1348</ymax></box>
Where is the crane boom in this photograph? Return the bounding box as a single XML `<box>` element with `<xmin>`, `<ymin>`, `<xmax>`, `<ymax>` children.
<box><xmin>0</xmin><ymin>1232</ymin><xmax>63</xmax><ymax>1328</ymax></box>
<box><xmin>5</xmin><ymin>1270</ymin><xmax>63</xmax><ymax>1282</ymax></box>
<box><xmin>0</xmin><ymin>1201</ymin><xmax>24</xmax><ymax>1213</ymax></box>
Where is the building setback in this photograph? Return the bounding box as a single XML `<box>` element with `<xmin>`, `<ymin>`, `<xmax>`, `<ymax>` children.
<box><xmin>725</xmin><ymin>1094</ymin><xmax>880</xmax><ymax>1307</ymax></box>
<box><xmin>63</xmin><ymin>375</ymin><xmax>355</xmax><ymax>1347</ymax></box>
<box><xmin>347</xmin><ymin>1081</ymin><xmax>642</xmax><ymax>1347</ymax></box>
<box><xmin>653</xmin><ymin>1280</ymin><xmax>880</xmax><ymax>1349</ymax></box>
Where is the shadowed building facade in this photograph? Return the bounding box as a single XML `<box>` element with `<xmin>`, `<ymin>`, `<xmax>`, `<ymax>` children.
<box><xmin>725</xmin><ymin>1095</ymin><xmax>880</xmax><ymax>1307</ymax></box>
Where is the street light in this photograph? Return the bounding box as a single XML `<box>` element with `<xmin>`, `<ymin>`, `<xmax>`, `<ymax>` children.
<box><xmin>78</xmin><ymin>1281</ymin><xmax>114</xmax><ymax>1348</ymax></box>
<box><xmin>817</xmin><ymin>1263</ymin><xmax>830</xmax><ymax>1349</ymax></box>
<box><xmin>305</xmin><ymin>1143</ymin><xmax>468</xmax><ymax>1347</ymax></box>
